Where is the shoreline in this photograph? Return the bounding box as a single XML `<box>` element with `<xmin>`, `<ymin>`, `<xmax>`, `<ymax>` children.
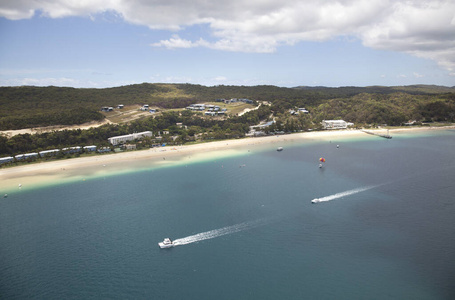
<box><xmin>1</xmin><ymin>126</ymin><xmax>453</xmax><ymax>193</ymax></box>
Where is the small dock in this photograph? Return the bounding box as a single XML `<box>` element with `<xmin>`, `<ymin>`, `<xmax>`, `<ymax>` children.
<box><xmin>361</xmin><ymin>129</ymin><xmax>392</xmax><ymax>139</ymax></box>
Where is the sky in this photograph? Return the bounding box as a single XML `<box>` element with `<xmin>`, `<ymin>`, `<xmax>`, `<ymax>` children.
<box><xmin>0</xmin><ymin>0</ymin><xmax>454</xmax><ymax>88</ymax></box>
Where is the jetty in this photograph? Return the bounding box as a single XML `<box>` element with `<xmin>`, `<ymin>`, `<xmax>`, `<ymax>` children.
<box><xmin>361</xmin><ymin>129</ymin><xmax>392</xmax><ymax>139</ymax></box>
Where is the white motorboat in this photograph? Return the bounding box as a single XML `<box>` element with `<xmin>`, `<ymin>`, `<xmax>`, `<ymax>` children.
<box><xmin>311</xmin><ymin>198</ymin><xmax>321</xmax><ymax>204</ymax></box>
<box><xmin>158</xmin><ymin>238</ymin><xmax>174</xmax><ymax>248</ymax></box>
<box><xmin>277</xmin><ymin>147</ymin><xmax>283</xmax><ymax>151</ymax></box>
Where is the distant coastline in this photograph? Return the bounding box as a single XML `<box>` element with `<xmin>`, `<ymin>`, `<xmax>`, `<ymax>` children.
<box><xmin>1</xmin><ymin>126</ymin><xmax>453</xmax><ymax>193</ymax></box>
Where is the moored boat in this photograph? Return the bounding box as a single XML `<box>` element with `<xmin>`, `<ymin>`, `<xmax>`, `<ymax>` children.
<box><xmin>277</xmin><ymin>147</ymin><xmax>283</xmax><ymax>151</ymax></box>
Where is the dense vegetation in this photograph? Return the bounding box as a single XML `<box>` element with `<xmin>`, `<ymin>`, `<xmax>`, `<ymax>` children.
<box><xmin>1</xmin><ymin>83</ymin><xmax>454</xmax><ymax>130</ymax></box>
<box><xmin>0</xmin><ymin>106</ymin><xmax>272</xmax><ymax>155</ymax></box>
<box><xmin>1</xmin><ymin>83</ymin><xmax>454</xmax><ymax>158</ymax></box>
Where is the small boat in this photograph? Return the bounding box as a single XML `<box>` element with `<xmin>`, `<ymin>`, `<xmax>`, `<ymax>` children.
<box><xmin>277</xmin><ymin>147</ymin><xmax>283</xmax><ymax>151</ymax></box>
<box><xmin>158</xmin><ymin>238</ymin><xmax>174</xmax><ymax>248</ymax></box>
<box><xmin>311</xmin><ymin>198</ymin><xmax>320</xmax><ymax>204</ymax></box>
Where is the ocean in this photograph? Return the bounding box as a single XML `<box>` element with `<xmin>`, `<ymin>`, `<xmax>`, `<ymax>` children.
<box><xmin>1</xmin><ymin>130</ymin><xmax>455</xmax><ymax>299</ymax></box>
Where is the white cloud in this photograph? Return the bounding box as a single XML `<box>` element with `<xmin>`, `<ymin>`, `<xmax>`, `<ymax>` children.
<box><xmin>1</xmin><ymin>0</ymin><xmax>454</xmax><ymax>72</ymax></box>
<box><xmin>213</xmin><ymin>76</ymin><xmax>227</xmax><ymax>82</ymax></box>
<box><xmin>0</xmin><ymin>76</ymin><xmax>137</xmax><ymax>88</ymax></box>
<box><xmin>151</xmin><ymin>35</ymin><xmax>209</xmax><ymax>49</ymax></box>
<box><xmin>413</xmin><ymin>72</ymin><xmax>424</xmax><ymax>78</ymax></box>
<box><xmin>0</xmin><ymin>77</ymin><xmax>80</xmax><ymax>87</ymax></box>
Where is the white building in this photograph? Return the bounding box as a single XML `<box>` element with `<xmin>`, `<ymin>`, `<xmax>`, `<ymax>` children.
<box><xmin>108</xmin><ymin>131</ymin><xmax>153</xmax><ymax>145</ymax></box>
<box><xmin>0</xmin><ymin>156</ymin><xmax>14</xmax><ymax>165</ymax></box>
<box><xmin>39</xmin><ymin>149</ymin><xmax>60</xmax><ymax>157</ymax></box>
<box><xmin>83</xmin><ymin>145</ymin><xmax>97</xmax><ymax>152</ymax></box>
<box><xmin>186</xmin><ymin>104</ymin><xmax>206</xmax><ymax>111</ymax></box>
<box><xmin>98</xmin><ymin>147</ymin><xmax>111</xmax><ymax>153</ymax></box>
<box><xmin>62</xmin><ymin>146</ymin><xmax>82</xmax><ymax>154</ymax></box>
<box><xmin>322</xmin><ymin>120</ymin><xmax>353</xmax><ymax>129</ymax></box>
<box><xmin>15</xmin><ymin>153</ymin><xmax>39</xmax><ymax>160</ymax></box>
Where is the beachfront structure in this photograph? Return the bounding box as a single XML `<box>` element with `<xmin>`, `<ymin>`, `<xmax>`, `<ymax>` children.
<box><xmin>98</xmin><ymin>147</ymin><xmax>111</xmax><ymax>153</ymax></box>
<box><xmin>322</xmin><ymin>120</ymin><xmax>354</xmax><ymax>129</ymax></box>
<box><xmin>108</xmin><ymin>131</ymin><xmax>153</xmax><ymax>145</ymax></box>
<box><xmin>123</xmin><ymin>144</ymin><xmax>137</xmax><ymax>150</ymax></box>
<box><xmin>246</xmin><ymin>120</ymin><xmax>276</xmax><ymax>136</ymax></box>
<box><xmin>252</xmin><ymin>120</ymin><xmax>275</xmax><ymax>130</ymax></box>
<box><xmin>0</xmin><ymin>156</ymin><xmax>14</xmax><ymax>165</ymax></box>
<box><xmin>15</xmin><ymin>153</ymin><xmax>39</xmax><ymax>161</ymax></box>
<box><xmin>39</xmin><ymin>149</ymin><xmax>60</xmax><ymax>157</ymax></box>
<box><xmin>83</xmin><ymin>145</ymin><xmax>97</xmax><ymax>152</ymax></box>
<box><xmin>62</xmin><ymin>146</ymin><xmax>82</xmax><ymax>154</ymax></box>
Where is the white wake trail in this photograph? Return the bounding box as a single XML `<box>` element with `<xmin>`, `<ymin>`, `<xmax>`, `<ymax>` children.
<box><xmin>173</xmin><ymin>219</ymin><xmax>268</xmax><ymax>246</ymax></box>
<box><xmin>311</xmin><ymin>185</ymin><xmax>376</xmax><ymax>203</ymax></box>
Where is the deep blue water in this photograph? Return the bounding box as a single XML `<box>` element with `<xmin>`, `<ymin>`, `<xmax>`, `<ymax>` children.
<box><xmin>1</xmin><ymin>131</ymin><xmax>455</xmax><ymax>299</ymax></box>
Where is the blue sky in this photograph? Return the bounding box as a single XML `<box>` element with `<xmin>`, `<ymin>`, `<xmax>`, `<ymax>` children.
<box><xmin>0</xmin><ymin>0</ymin><xmax>454</xmax><ymax>88</ymax></box>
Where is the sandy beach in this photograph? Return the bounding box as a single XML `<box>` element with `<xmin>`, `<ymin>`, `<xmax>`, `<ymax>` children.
<box><xmin>1</xmin><ymin>126</ymin><xmax>452</xmax><ymax>192</ymax></box>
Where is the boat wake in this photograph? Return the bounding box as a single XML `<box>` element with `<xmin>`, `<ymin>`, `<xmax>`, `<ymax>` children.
<box><xmin>169</xmin><ymin>185</ymin><xmax>380</xmax><ymax>246</ymax></box>
<box><xmin>311</xmin><ymin>185</ymin><xmax>376</xmax><ymax>204</ymax></box>
<box><xmin>173</xmin><ymin>219</ymin><xmax>268</xmax><ymax>246</ymax></box>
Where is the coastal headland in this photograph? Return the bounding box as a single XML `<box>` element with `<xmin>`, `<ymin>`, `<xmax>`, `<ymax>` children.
<box><xmin>1</xmin><ymin>126</ymin><xmax>452</xmax><ymax>193</ymax></box>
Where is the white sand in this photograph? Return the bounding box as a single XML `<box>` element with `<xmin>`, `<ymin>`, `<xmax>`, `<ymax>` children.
<box><xmin>1</xmin><ymin>127</ymin><xmax>452</xmax><ymax>192</ymax></box>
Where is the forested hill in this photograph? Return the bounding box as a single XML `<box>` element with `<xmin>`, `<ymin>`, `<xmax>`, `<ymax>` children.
<box><xmin>1</xmin><ymin>83</ymin><xmax>454</xmax><ymax>130</ymax></box>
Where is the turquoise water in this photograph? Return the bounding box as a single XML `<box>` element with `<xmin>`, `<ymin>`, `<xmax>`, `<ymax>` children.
<box><xmin>1</xmin><ymin>132</ymin><xmax>455</xmax><ymax>299</ymax></box>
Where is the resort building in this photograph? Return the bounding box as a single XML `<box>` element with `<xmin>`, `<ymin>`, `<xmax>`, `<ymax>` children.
<box><xmin>83</xmin><ymin>145</ymin><xmax>97</xmax><ymax>152</ymax></box>
<box><xmin>15</xmin><ymin>153</ymin><xmax>39</xmax><ymax>161</ymax></box>
<box><xmin>0</xmin><ymin>156</ymin><xmax>14</xmax><ymax>165</ymax></box>
<box><xmin>123</xmin><ymin>144</ymin><xmax>137</xmax><ymax>150</ymax></box>
<box><xmin>62</xmin><ymin>146</ymin><xmax>82</xmax><ymax>154</ymax></box>
<box><xmin>39</xmin><ymin>149</ymin><xmax>60</xmax><ymax>157</ymax></box>
<box><xmin>322</xmin><ymin>120</ymin><xmax>354</xmax><ymax>129</ymax></box>
<box><xmin>108</xmin><ymin>131</ymin><xmax>153</xmax><ymax>145</ymax></box>
<box><xmin>98</xmin><ymin>147</ymin><xmax>111</xmax><ymax>153</ymax></box>
<box><xmin>186</xmin><ymin>104</ymin><xmax>206</xmax><ymax>111</ymax></box>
